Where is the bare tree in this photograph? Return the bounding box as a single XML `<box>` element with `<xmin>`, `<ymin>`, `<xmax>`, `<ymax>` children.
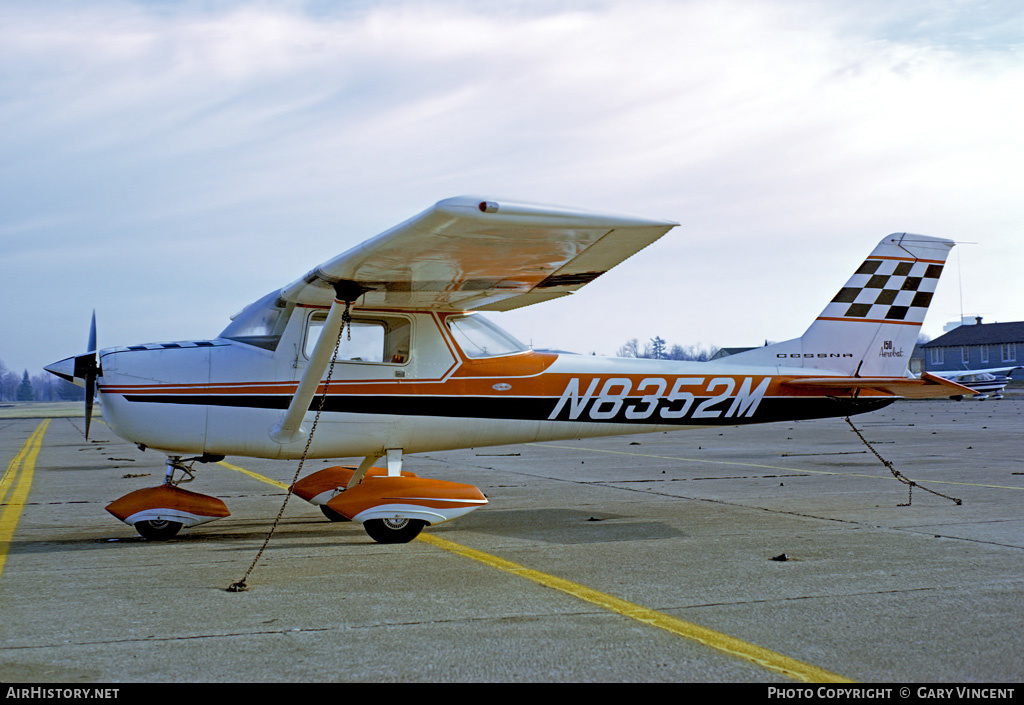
<box><xmin>617</xmin><ymin>339</ymin><xmax>720</xmax><ymax>361</ymax></box>
<box><xmin>56</xmin><ymin>378</ymin><xmax>85</xmax><ymax>401</ymax></box>
<box><xmin>666</xmin><ymin>343</ymin><xmax>719</xmax><ymax>361</ymax></box>
<box><xmin>616</xmin><ymin>338</ymin><xmax>641</xmax><ymax>358</ymax></box>
<box><xmin>31</xmin><ymin>373</ymin><xmax>56</xmax><ymax>401</ymax></box>
<box><xmin>1</xmin><ymin>371</ymin><xmax>17</xmax><ymax>402</ymax></box>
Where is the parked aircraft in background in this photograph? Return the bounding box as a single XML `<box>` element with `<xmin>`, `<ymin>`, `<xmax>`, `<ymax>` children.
<box><xmin>932</xmin><ymin>366</ymin><xmax>1021</xmax><ymax>400</ymax></box>
<box><xmin>45</xmin><ymin>196</ymin><xmax>976</xmax><ymax>543</ymax></box>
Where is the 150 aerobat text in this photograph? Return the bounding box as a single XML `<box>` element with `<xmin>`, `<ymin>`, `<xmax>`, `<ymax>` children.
<box><xmin>548</xmin><ymin>376</ymin><xmax>771</xmax><ymax>423</ymax></box>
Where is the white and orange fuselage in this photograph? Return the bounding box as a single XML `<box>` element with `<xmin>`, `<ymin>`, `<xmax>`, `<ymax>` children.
<box><xmin>97</xmin><ymin>307</ymin><xmax>909</xmax><ymax>462</ymax></box>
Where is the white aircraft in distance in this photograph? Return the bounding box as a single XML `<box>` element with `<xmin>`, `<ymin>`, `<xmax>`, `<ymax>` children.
<box><xmin>931</xmin><ymin>366</ymin><xmax>1021</xmax><ymax>400</ymax></box>
<box><xmin>46</xmin><ymin>196</ymin><xmax>978</xmax><ymax>544</ymax></box>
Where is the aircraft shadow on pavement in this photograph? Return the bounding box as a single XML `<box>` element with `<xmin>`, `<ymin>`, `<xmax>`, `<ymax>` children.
<box><xmin>452</xmin><ymin>507</ymin><xmax>684</xmax><ymax>544</ymax></box>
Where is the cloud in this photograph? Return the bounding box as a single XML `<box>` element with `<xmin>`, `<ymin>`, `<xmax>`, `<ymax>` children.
<box><xmin>1</xmin><ymin>0</ymin><xmax>1022</xmax><ymax>372</ymax></box>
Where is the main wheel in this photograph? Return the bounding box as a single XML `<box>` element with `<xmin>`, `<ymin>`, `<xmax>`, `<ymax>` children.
<box><xmin>134</xmin><ymin>519</ymin><xmax>183</xmax><ymax>541</ymax></box>
<box><xmin>363</xmin><ymin>518</ymin><xmax>426</xmax><ymax>544</ymax></box>
<box><xmin>319</xmin><ymin>505</ymin><xmax>351</xmax><ymax>522</ymax></box>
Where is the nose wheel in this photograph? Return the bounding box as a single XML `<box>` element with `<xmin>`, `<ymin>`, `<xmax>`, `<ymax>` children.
<box><xmin>134</xmin><ymin>519</ymin><xmax>183</xmax><ymax>541</ymax></box>
<box><xmin>362</xmin><ymin>518</ymin><xmax>426</xmax><ymax>544</ymax></box>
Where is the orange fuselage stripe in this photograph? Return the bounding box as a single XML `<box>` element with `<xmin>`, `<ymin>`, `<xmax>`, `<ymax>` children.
<box><xmin>100</xmin><ymin>373</ymin><xmax>897</xmax><ymax>400</ymax></box>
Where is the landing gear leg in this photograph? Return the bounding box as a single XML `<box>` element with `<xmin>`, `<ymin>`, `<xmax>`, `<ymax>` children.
<box><xmin>385</xmin><ymin>448</ymin><xmax>403</xmax><ymax>477</ymax></box>
<box><xmin>164</xmin><ymin>455</ymin><xmax>196</xmax><ymax>485</ymax></box>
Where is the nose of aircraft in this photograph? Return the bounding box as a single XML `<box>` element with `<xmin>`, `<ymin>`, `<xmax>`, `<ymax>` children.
<box><xmin>45</xmin><ymin>309</ymin><xmax>98</xmax><ymax>386</ymax></box>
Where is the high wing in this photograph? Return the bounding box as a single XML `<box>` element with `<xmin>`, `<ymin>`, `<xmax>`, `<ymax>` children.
<box><xmin>279</xmin><ymin>196</ymin><xmax>679</xmax><ymax>311</ymax></box>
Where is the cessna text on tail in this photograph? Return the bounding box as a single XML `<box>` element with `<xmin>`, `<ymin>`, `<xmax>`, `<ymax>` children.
<box><xmin>45</xmin><ymin>196</ymin><xmax>974</xmax><ymax>543</ymax></box>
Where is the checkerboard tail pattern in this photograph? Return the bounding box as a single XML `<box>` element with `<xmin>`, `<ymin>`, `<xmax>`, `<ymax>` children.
<box><xmin>796</xmin><ymin>233</ymin><xmax>957</xmax><ymax>377</ymax></box>
<box><xmin>818</xmin><ymin>253</ymin><xmax>945</xmax><ymax>325</ymax></box>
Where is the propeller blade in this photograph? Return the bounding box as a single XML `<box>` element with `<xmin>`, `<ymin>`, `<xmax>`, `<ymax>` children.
<box><xmin>79</xmin><ymin>312</ymin><xmax>98</xmax><ymax>439</ymax></box>
<box><xmin>84</xmin><ymin>366</ymin><xmax>95</xmax><ymax>440</ymax></box>
<box><xmin>87</xmin><ymin>310</ymin><xmax>97</xmax><ymax>353</ymax></box>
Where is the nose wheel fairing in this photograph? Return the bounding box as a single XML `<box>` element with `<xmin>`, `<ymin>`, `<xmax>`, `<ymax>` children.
<box><xmin>106</xmin><ymin>484</ymin><xmax>230</xmax><ymax>538</ymax></box>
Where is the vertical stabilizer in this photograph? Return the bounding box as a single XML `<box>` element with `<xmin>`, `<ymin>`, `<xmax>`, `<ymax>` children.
<box><xmin>718</xmin><ymin>233</ymin><xmax>955</xmax><ymax>376</ymax></box>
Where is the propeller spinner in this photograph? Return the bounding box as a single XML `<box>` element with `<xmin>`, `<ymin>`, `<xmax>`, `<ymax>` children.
<box><xmin>43</xmin><ymin>311</ymin><xmax>100</xmax><ymax>439</ymax></box>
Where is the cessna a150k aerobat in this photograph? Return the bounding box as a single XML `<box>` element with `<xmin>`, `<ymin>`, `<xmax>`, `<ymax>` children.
<box><xmin>45</xmin><ymin>196</ymin><xmax>976</xmax><ymax>544</ymax></box>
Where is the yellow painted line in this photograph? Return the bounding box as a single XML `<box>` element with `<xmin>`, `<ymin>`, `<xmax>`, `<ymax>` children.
<box><xmin>0</xmin><ymin>420</ymin><xmax>50</xmax><ymax>581</ymax></box>
<box><xmin>220</xmin><ymin>456</ymin><xmax>848</xmax><ymax>681</ymax></box>
<box><xmin>528</xmin><ymin>443</ymin><xmax>1024</xmax><ymax>491</ymax></box>
<box><xmin>0</xmin><ymin>430</ymin><xmax>37</xmax><ymax>507</ymax></box>
<box><xmin>217</xmin><ymin>461</ymin><xmax>290</xmax><ymax>490</ymax></box>
<box><xmin>418</xmin><ymin>533</ymin><xmax>850</xmax><ymax>683</ymax></box>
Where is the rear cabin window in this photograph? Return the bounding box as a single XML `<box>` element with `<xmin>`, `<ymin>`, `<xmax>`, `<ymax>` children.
<box><xmin>305</xmin><ymin>312</ymin><xmax>411</xmax><ymax>364</ymax></box>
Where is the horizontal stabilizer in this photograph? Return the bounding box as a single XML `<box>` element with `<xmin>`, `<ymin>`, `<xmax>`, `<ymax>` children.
<box><xmin>782</xmin><ymin>371</ymin><xmax>978</xmax><ymax>399</ymax></box>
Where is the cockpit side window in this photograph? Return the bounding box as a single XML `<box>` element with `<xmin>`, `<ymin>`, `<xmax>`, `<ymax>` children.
<box><xmin>305</xmin><ymin>311</ymin><xmax>411</xmax><ymax>364</ymax></box>
<box><xmin>220</xmin><ymin>291</ymin><xmax>294</xmax><ymax>351</ymax></box>
<box><xmin>446</xmin><ymin>314</ymin><xmax>528</xmax><ymax>358</ymax></box>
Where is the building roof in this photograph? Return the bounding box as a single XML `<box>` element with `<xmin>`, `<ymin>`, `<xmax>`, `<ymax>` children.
<box><xmin>710</xmin><ymin>347</ymin><xmax>755</xmax><ymax>360</ymax></box>
<box><xmin>920</xmin><ymin>320</ymin><xmax>1024</xmax><ymax>348</ymax></box>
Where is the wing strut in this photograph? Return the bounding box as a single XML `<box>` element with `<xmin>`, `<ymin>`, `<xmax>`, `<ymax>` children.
<box><xmin>269</xmin><ymin>285</ymin><xmax>362</xmax><ymax>444</ymax></box>
<box><xmin>230</xmin><ymin>286</ymin><xmax>363</xmax><ymax>592</ymax></box>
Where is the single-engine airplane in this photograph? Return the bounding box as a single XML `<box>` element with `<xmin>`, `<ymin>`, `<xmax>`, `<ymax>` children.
<box><xmin>45</xmin><ymin>196</ymin><xmax>977</xmax><ymax>543</ymax></box>
<box><xmin>931</xmin><ymin>366</ymin><xmax>1021</xmax><ymax>400</ymax></box>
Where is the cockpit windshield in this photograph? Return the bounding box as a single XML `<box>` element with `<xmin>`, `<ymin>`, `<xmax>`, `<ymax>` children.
<box><xmin>447</xmin><ymin>314</ymin><xmax>528</xmax><ymax>358</ymax></box>
<box><xmin>219</xmin><ymin>290</ymin><xmax>294</xmax><ymax>351</ymax></box>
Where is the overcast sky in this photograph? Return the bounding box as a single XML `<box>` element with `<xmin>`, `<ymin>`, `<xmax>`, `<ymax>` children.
<box><xmin>2</xmin><ymin>0</ymin><xmax>1022</xmax><ymax>375</ymax></box>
